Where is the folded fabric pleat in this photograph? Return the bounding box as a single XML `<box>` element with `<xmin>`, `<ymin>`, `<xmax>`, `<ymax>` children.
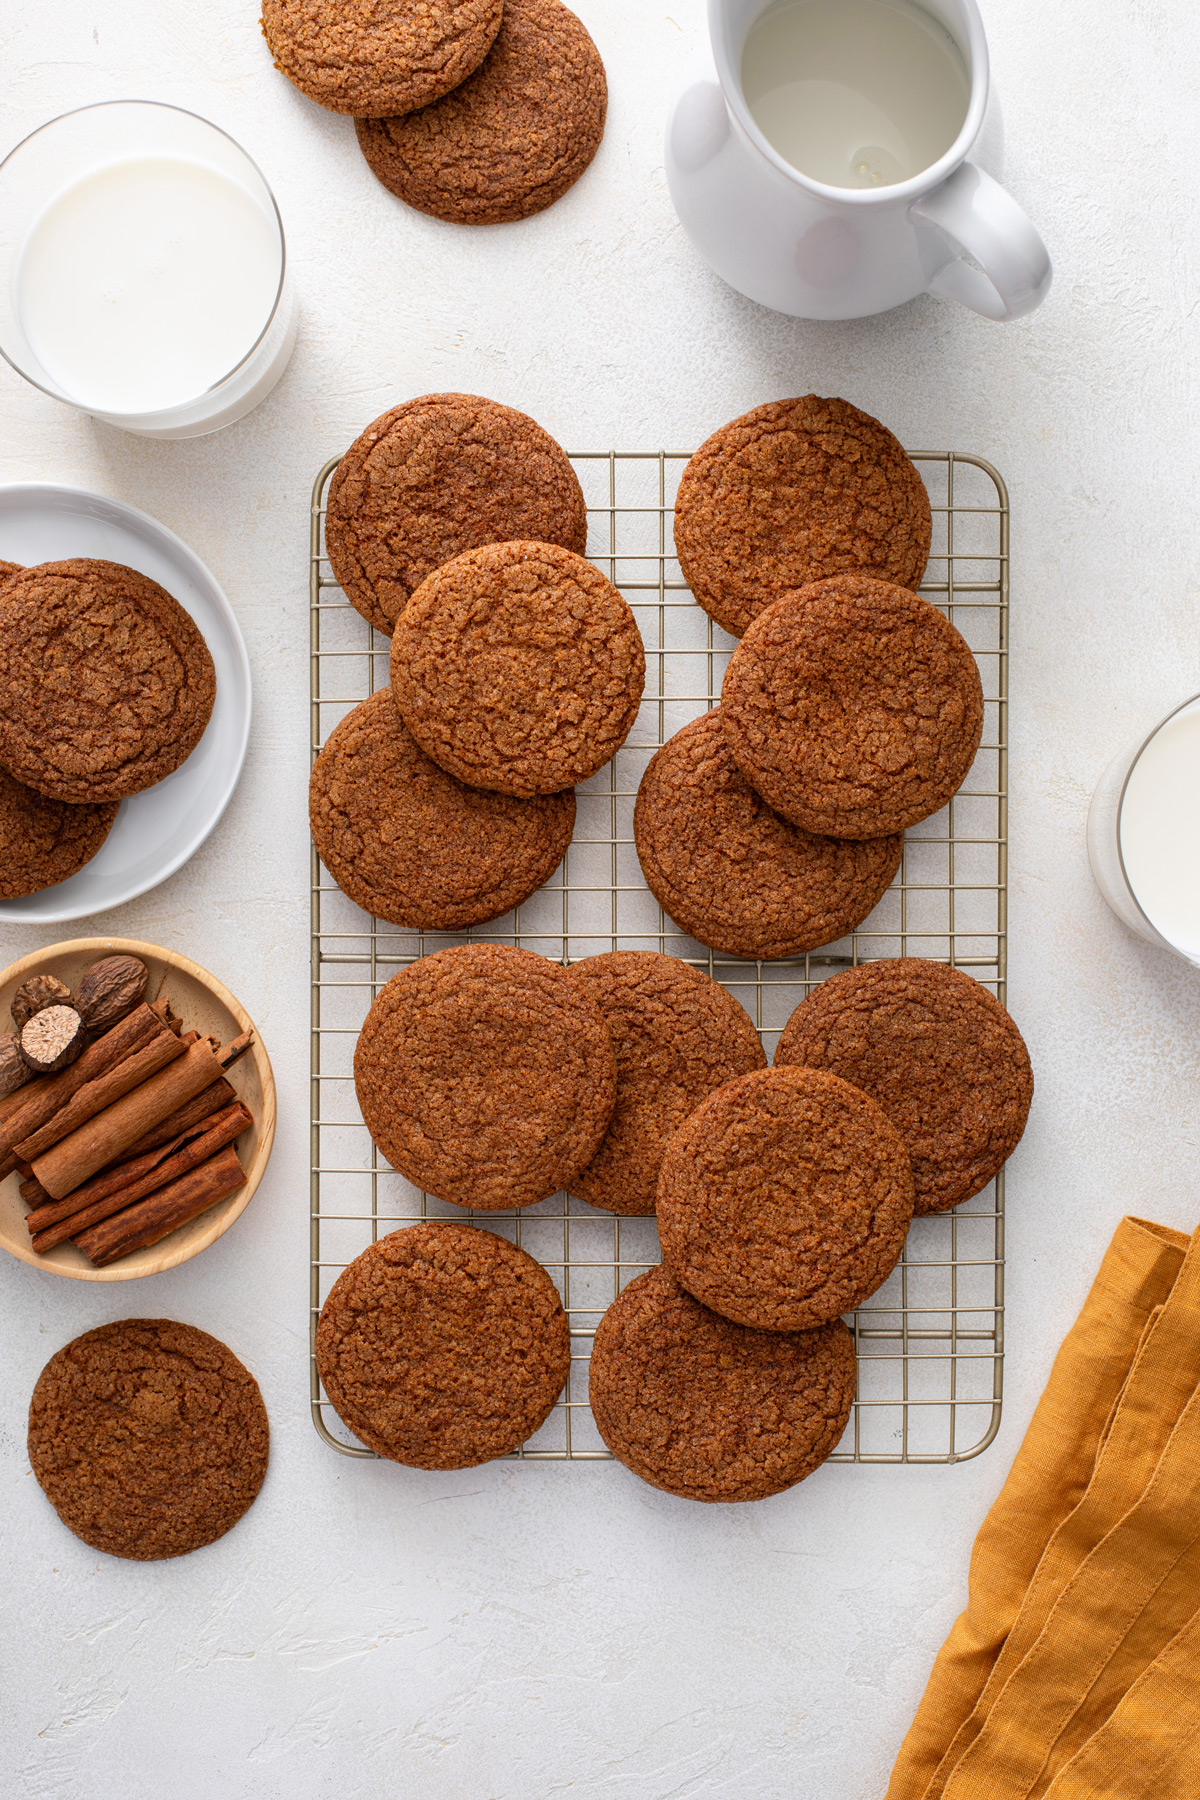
<box><xmin>888</xmin><ymin>1215</ymin><xmax>1197</xmax><ymax>1800</ymax></box>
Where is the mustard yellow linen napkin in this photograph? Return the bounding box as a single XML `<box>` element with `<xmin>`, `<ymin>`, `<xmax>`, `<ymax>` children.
<box><xmin>887</xmin><ymin>1214</ymin><xmax>1200</xmax><ymax>1800</ymax></box>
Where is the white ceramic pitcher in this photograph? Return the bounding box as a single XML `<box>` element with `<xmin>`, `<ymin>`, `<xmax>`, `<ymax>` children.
<box><xmin>666</xmin><ymin>0</ymin><xmax>1051</xmax><ymax>321</ymax></box>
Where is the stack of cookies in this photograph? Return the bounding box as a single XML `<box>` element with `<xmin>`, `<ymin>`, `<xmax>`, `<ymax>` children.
<box><xmin>311</xmin><ymin>393</ymin><xmax>645</xmax><ymax>929</ymax></box>
<box><xmin>0</xmin><ymin>558</ymin><xmax>216</xmax><ymax>898</ymax></box>
<box><xmin>317</xmin><ymin>937</ymin><xmax>1032</xmax><ymax>1496</ymax></box>
<box><xmin>262</xmin><ymin>0</ymin><xmax>606</xmax><ymax>225</ymax></box>
<box><xmin>589</xmin><ymin>958</ymin><xmax>1033</xmax><ymax>1503</ymax></box>
<box><xmin>636</xmin><ymin>396</ymin><xmax>984</xmax><ymax>962</ymax></box>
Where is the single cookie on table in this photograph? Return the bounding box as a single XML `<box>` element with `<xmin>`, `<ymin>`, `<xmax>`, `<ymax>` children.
<box><xmin>0</xmin><ymin>559</ymin><xmax>215</xmax><ymax>804</ymax></box>
<box><xmin>633</xmin><ymin>710</ymin><xmax>902</xmax><ymax>961</ymax></box>
<box><xmin>356</xmin><ymin>0</ymin><xmax>607</xmax><ymax>225</ymax></box>
<box><xmin>589</xmin><ymin>1268</ymin><xmax>856</xmax><ymax>1503</ymax></box>
<box><xmin>566</xmin><ymin>951</ymin><xmax>765</xmax><ymax>1216</ymax></box>
<box><xmin>354</xmin><ymin>942</ymin><xmax>616</xmax><ymax>1209</ymax></box>
<box><xmin>317</xmin><ymin>1223</ymin><xmax>570</xmax><ymax>1468</ymax></box>
<box><xmin>391</xmin><ymin>540</ymin><xmax>645</xmax><ymax>796</ymax></box>
<box><xmin>657</xmin><ymin>1066</ymin><xmax>914</xmax><ymax>1331</ymax></box>
<box><xmin>721</xmin><ymin>575</ymin><xmax>984</xmax><ymax>839</ymax></box>
<box><xmin>0</xmin><ymin>765</ymin><xmax>118</xmax><ymax>898</ymax></box>
<box><xmin>775</xmin><ymin>959</ymin><xmax>1033</xmax><ymax>1215</ymax></box>
<box><xmin>673</xmin><ymin>396</ymin><xmax>931</xmax><ymax>638</ymax></box>
<box><xmin>261</xmin><ymin>0</ymin><xmax>502</xmax><ymax>117</ymax></box>
<box><xmin>310</xmin><ymin>688</ymin><xmax>574</xmax><ymax>929</ymax></box>
<box><xmin>325</xmin><ymin>393</ymin><xmax>587</xmax><ymax>635</ymax></box>
<box><xmin>28</xmin><ymin>1319</ymin><xmax>268</xmax><ymax>1561</ymax></box>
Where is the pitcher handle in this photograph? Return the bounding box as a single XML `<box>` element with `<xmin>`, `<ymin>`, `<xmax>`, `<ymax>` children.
<box><xmin>911</xmin><ymin>162</ymin><xmax>1052</xmax><ymax>321</ymax></box>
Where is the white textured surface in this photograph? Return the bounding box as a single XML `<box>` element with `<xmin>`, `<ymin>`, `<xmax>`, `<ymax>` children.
<box><xmin>2</xmin><ymin>2</ymin><xmax>1198</xmax><ymax>1795</ymax></box>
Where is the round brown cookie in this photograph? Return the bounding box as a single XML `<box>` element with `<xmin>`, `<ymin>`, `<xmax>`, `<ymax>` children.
<box><xmin>0</xmin><ymin>765</ymin><xmax>118</xmax><ymax>898</ymax></box>
<box><xmin>28</xmin><ymin>1319</ymin><xmax>268</xmax><ymax>1562</ymax></box>
<box><xmin>261</xmin><ymin>0</ymin><xmax>502</xmax><ymax>117</ymax></box>
<box><xmin>673</xmin><ymin>396</ymin><xmax>931</xmax><ymax>637</ymax></box>
<box><xmin>775</xmin><ymin>959</ymin><xmax>1033</xmax><ymax>1215</ymax></box>
<box><xmin>657</xmin><ymin>1065</ymin><xmax>914</xmax><ymax>1331</ymax></box>
<box><xmin>316</xmin><ymin>1222</ymin><xmax>569</xmax><ymax>1467</ymax></box>
<box><xmin>0</xmin><ymin>559</ymin><xmax>215</xmax><ymax>804</ymax></box>
<box><xmin>325</xmin><ymin>393</ymin><xmax>587</xmax><ymax>635</ymax></box>
<box><xmin>355</xmin><ymin>942</ymin><xmax>617</xmax><ymax>1208</ymax></box>
<box><xmin>589</xmin><ymin>1268</ymin><xmax>856</xmax><ymax>1502</ymax></box>
<box><xmin>391</xmin><ymin>541</ymin><xmax>645</xmax><ymax>796</ymax></box>
<box><xmin>355</xmin><ymin>0</ymin><xmax>607</xmax><ymax>225</ymax></box>
<box><xmin>566</xmin><ymin>952</ymin><xmax>765</xmax><ymax>1216</ymax></box>
<box><xmin>633</xmin><ymin>710</ymin><xmax>902</xmax><ymax>961</ymax></box>
<box><xmin>310</xmin><ymin>688</ymin><xmax>574</xmax><ymax>928</ymax></box>
<box><xmin>721</xmin><ymin>575</ymin><xmax>984</xmax><ymax>839</ymax></box>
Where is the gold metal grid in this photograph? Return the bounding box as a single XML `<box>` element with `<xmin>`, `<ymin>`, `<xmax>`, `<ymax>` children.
<box><xmin>310</xmin><ymin>448</ymin><xmax>1009</xmax><ymax>1465</ymax></box>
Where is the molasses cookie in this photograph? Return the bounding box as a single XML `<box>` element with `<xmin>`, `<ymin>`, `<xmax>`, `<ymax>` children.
<box><xmin>356</xmin><ymin>0</ymin><xmax>607</xmax><ymax>225</ymax></box>
<box><xmin>354</xmin><ymin>942</ymin><xmax>616</xmax><ymax>1208</ymax></box>
<box><xmin>310</xmin><ymin>688</ymin><xmax>574</xmax><ymax>928</ymax></box>
<box><xmin>0</xmin><ymin>559</ymin><xmax>215</xmax><ymax>804</ymax></box>
<box><xmin>633</xmin><ymin>710</ymin><xmax>902</xmax><ymax>960</ymax></box>
<box><xmin>261</xmin><ymin>0</ymin><xmax>502</xmax><ymax>117</ymax></box>
<box><xmin>391</xmin><ymin>541</ymin><xmax>645</xmax><ymax>795</ymax></box>
<box><xmin>721</xmin><ymin>575</ymin><xmax>984</xmax><ymax>838</ymax></box>
<box><xmin>316</xmin><ymin>1223</ymin><xmax>570</xmax><ymax>1467</ymax></box>
<box><xmin>567</xmin><ymin>951</ymin><xmax>765</xmax><ymax>1215</ymax></box>
<box><xmin>325</xmin><ymin>393</ymin><xmax>587</xmax><ymax>635</ymax></box>
<box><xmin>589</xmin><ymin>1267</ymin><xmax>856</xmax><ymax>1502</ymax></box>
<box><xmin>0</xmin><ymin>766</ymin><xmax>118</xmax><ymax>898</ymax></box>
<box><xmin>673</xmin><ymin>396</ymin><xmax>931</xmax><ymax>637</ymax></box>
<box><xmin>775</xmin><ymin>959</ymin><xmax>1033</xmax><ymax>1214</ymax></box>
<box><xmin>657</xmin><ymin>1066</ymin><xmax>914</xmax><ymax>1331</ymax></box>
<box><xmin>28</xmin><ymin>1319</ymin><xmax>268</xmax><ymax>1561</ymax></box>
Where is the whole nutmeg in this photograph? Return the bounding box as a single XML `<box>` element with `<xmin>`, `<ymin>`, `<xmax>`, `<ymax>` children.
<box><xmin>0</xmin><ymin>1032</ymin><xmax>31</xmax><ymax>1096</ymax></box>
<box><xmin>19</xmin><ymin>1004</ymin><xmax>86</xmax><ymax>1073</ymax></box>
<box><xmin>11</xmin><ymin>973</ymin><xmax>73</xmax><ymax>1031</ymax></box>
<box><xmin>75</xmin><ymin>955</ymin><xmax>149</xmax><ymax>1035</ymax></box>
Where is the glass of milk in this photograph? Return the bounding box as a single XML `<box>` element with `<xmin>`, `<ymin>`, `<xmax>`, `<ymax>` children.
<box><xmin>0</xmin><ymin>101</ymin><xmax>297</xmax><ymax>439</ymax></box>
<box><xmin>1087</xmin><ymin>696</ymin><xmax>1200</xmax><ymax>966</ymax></box>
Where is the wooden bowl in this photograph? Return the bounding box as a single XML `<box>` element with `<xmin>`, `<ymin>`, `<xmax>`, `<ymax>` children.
<box><xmin>0</xmin><ymin>937</ymin><xmax>275</xmax><ymax>1282</ymax></box>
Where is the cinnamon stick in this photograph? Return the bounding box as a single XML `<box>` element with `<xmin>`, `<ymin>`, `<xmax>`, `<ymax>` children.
<box><xmin>119</xmin><ymin>1078</ymin><xmax>238</xmax><ymax>1160</ymax></box>
<box><xmin>74</xmin><ymin>1144</ymin><xmax>247</xmax><ymax>1267</ymax></box>
<box><xmin>29</xmin><ymin>1102</ymin><xmax>253</xmax><ymax>1253</ymax></box>
<box><xmin>14</xmin><ymin>1031</ymin><xmax>196</xmax><ymax>1163</ymax></box>
<box><xmin>32</xmin><ymin>1038</ymin><xmax>230</xmax><ymax>1200</ymax></box>
<box><xmin>0</xmin><ymin>1003</ymin><xmax>170</xmax><ymax>1163</ymax></box>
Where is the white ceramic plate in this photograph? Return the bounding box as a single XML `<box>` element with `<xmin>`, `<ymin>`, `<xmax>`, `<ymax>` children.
<box><xmin>0</xmin><ymin>483</ymin><xmax>251</xmax><ymax>922</ymax></box>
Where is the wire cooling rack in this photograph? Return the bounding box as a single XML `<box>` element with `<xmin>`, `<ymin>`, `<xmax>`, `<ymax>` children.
<box><xmin>310</xmin><ymin>448</ymin><xmax>1009</xmax><ymax>1465</ymax></box>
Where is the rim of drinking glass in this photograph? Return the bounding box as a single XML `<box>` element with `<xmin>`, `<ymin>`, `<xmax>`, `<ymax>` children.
<box><xmin>0</xmin><ymin>98</ymin><xmax>288</xmax><ymax>420</ymax></box>
<box><xmin>708</xmin><ymin>0</ymin><xmax>991</xmax><ymax>207</ymax></box>
<box><xmin>1115</xmin><ymin>690</ymin><xmax>1200</xmax><ymax>949</ymax></box>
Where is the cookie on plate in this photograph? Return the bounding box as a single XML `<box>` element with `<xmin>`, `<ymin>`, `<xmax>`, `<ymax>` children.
<box><xmin>391</xmin><ymin>541</ymin><xmax>644</xmax><ymax>795</ymax></box>
<box><xmin>775</xmin><ymin>959</ymin><xmax>1033</xmax><ymax>1214</ymax></box>
<box><xmin>261</xmin><ymin>0</ymin><xmax>502</xmax><ymax>117</ymax></box>
<box><xmin>310</xmin><ymin>688</ymin><xmax>574</xmax><ymax>928</ymax></box>
<box><xmin>567</xmin><ymin>951</ymin><xmax>765</xmax><ymax>1215</ymax></box>
<box><xmin>590</xmin><ymin>1267</ymin><xmax>856</xmax><ymax>1502</ymax></box>
<box><xmin>28</xmin><ymin>1319</ymin><xmax>268</xmax><ymax>1561</ymax></box>
<box><xmin>633</xmin><ymin>710</ymin><xmax>902</xmax><ymax>960</ymax></box>
<box><xmin>354</xmin><ymin>942</ymin><xmax>616</xmax><ymax>1208</ymax></box>
<box><xmin>325</xmin><ymin>393</ymin><xmax>587</xmax><ymax>635</ymax></box>
<box><xmin>0</xmin><ymin>559</ymin><xmax>215</xmax><ymax>804</ymax></box>
<box><xmin>356</xmin><ymin>0</ymin><xmax>607</xmax><ymax>224</ymax></box>
<box><xmin>721</xmin><ymin>575</ymin><xmax>984</xmax><ymax>839</ymax></box>
<box><xmin>316</xmin><ymin>1223</ymin><xmax>570</xmax><ymax>1467</ymax></box>
<box><xmin>657</xmin><ymin>1066</ymin><xmax>914</xmax><ymax>1331</ymax></box>
<box><xmin>0</xmin><ymin>766</ymin><xmax>118</xmax><ymax>898</ymax></box>
<box><xmin>673</xmin><ymin>396</ymin><xmax>931</xmax><ymax>637</ymax></box>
